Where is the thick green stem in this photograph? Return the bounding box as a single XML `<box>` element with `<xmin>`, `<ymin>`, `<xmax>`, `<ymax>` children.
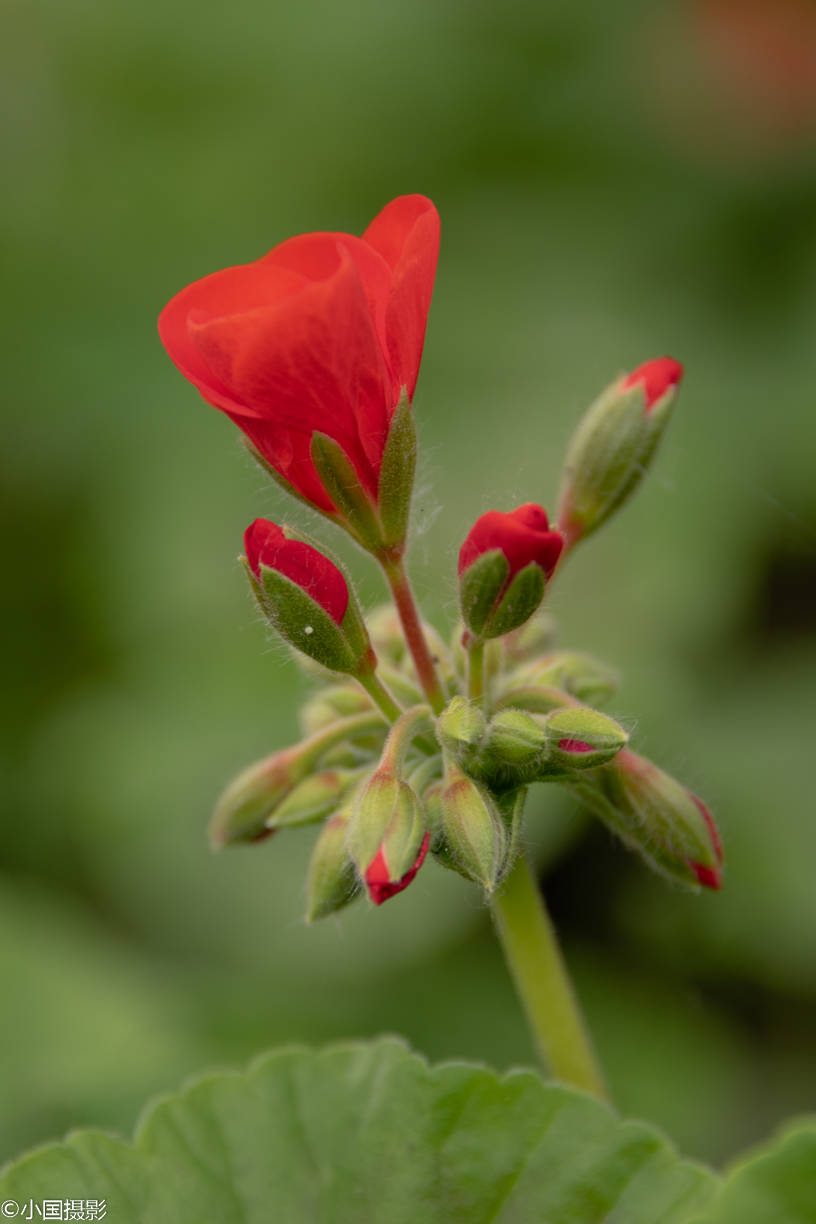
<box><xmin>490</xmin><ymin>850</ymin><xmax>609</xmax><ymax>1101</ymax></box>
<box><xmin>380</xmin><ymin>555</ymin><xmax>446</xmax><ymax>715</ymax></box>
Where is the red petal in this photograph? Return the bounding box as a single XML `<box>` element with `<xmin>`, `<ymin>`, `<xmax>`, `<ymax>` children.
<box><xmin>244</xmin><ymin>518</ymin><xmax>349</xmax><ymax>624</ymax></box>
<box><xmin>622</xmin><ymin>357</ymin><xmax>684</xmax><ymax>411</ymax></box>
<box><xmin>363</xmin><ymin>195</ymin><xmax>440</xmax><ymax>400</ymax></box>
<box><xmin>189</xmin><ymin>248</ymin><xmax>391</xmax><ymax>495</ymax></box>
<box><xmin>557</xmin><ymin>739</ymin><xmax>594</xmax><ymax>754</ymax></box>
<box><xmin>158</xmin><ymin>262</ymin><xmax>307</xmax><ymax>417</ymax></box>
<box><xmin>458</xmin><ymin>504</ymin><xmax>563</xmax><ymax>580</ymax></box>
<box><xmin>365</xmin><ymin>832</ymin><xmax>430</xmax><ymax>905</ymax></box>
<box><xmin>689</xmin><ymin>860</ymin><xmax>722</xmax><ymax>890</ymax></box>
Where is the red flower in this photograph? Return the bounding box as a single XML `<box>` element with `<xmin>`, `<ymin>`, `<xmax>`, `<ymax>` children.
<box><xmin>159</xmin><ymin>195</ymin><xmax>439</xmax><ymax>515</ymax></box>
<box><xmin>244</xmin><ymin>518</ymin><xmax>349</xmax><ymax>625</ymax></box>
<box><xmin>365</xmin><ymin>832</ymin><xmax>430</xmax><ymax>906</ymax></box>
<box><xmin>622</xmin><ymin>356</ymin><xmax>684</xmax><ymax>411</ymax></box>
<box><xmin>458</xmin><ymin>503</ymin><xmax>563</xmax><ymax>583</ymax></box>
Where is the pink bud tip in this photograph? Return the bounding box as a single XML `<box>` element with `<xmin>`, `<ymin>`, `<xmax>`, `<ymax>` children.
<box><xmin>690</xmin><ymin>793</ymin><xmax>724</xmax><ymax>864</ymax></box>
<box><xmin>557</xmin><ymin>738</ymin><xmax>594</xmax><ymax>754</ymax></box>
<box><xmin>244</xmin><ymin>518</ymin><xmax>349</xmax><ymax>624</ymax></box>
<box><xmin>365</xmin><ymin>832</ymin><xmax>430</xmax><ymax>905</ymax></box>
<box><xmin>622</xmin><ymin>357</ymin><xmax>684</xmax><ymax>411</ymax></box>
<box><xmin>689</xmin><ymin>860</ymin><xmax>722</xmax><ymax>890</ymax></box>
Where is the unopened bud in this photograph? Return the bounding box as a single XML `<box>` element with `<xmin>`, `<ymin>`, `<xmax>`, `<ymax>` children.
<box><xmin>439</xmin><ymin>763</ymin><xmax>507</xmax><ymax>893</ymax></box>
<box><xmin>572</xmin><ymin>749</ymin><xmax>724</xmax><ymax>890</ymax></box>
<box><xmin>299</xmin><ymin>686</ymin><xmax>372</xmax><ymax>735</ymax></box>
<box><xmin>557</xmin><ymin>357</ymin><xmax>683</xmax><ymax>547</ymax></box>
<box><xmin>435</xmin><ymin>696</ymin><xmax>486</xmax><ymax>766</ymax></box>
<box><xmin>305</xmin><ymin>810</ymin><xmax>359</xmax><ymax>921</ymax></box>
<box><xmin>244</xmin><ymin>519</ymin><xmax>372</xmax><ymax>675</ymax></box>
<box><xmin>458</xmin><ymin>504</ymin><xmax>563</xmax><ymax>639</ymax></box>
<box><xmin>210</xmin><ymin>747</ymin><xmax>299</xmax><ymax>847</ymax></box>
<box><xmin>507</xmin><ymin>651</ymin><xmax>620</xmax><ymax>707</ymax></box>
<box><xmin>482</xmin><ymin>708</ymin><xmax>547</xmax><ymax>778</ymax></box>
<box><xmin>266</xmin><ymin>768</ymin><xmax>361</xmax><ymax>830</ymax></box>
<box><xmin>543</xmin><ymin>706</ymin><xmax>628</xmax><ymax>769</ymax></box>
<box><xmin>348</xmin><ymin>769</ymin><xmax>429</xmax><ymax>904</ymax></box>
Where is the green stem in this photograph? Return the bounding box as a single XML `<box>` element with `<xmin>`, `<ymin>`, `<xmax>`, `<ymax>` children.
<box><xmin>380</xmin><ymin>555</ymin><xmax>446</xmax><ymax>715</ymax></box>
<box><xmin>356</xmin><ymin>668</ymin><xmax>404</xmax><ymax>723</ymax></box>
<box><xmin>467</xmin><ymin>639</ymin><xmax>486</xmax><ymax>707</ymax></box>
<box><xmin>490</xmin><ymin>850</ymin><xmax>609</xmax><ymax>1101</ymax></box>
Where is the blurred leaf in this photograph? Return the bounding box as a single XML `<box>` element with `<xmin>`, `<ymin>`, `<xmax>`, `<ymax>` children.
<box><xmin>0</xmin><ymin>1038</ymin><xmax>717</xmax><ymax>1223</ymax></box>
<box><xmin>697</xmin><ymin>1120</ymin><xmax>816</xmax><ymax>1224</ymax></box>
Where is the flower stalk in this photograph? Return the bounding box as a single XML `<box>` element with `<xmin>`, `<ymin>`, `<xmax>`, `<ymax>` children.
<box><xmin>379</xmin><ymin>552</ymin><xmax>446</xmax><ymax>715</ymax></box>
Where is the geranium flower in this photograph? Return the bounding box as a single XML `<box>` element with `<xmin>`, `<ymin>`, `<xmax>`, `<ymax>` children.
<box><xmin>159</xmin><ymin>196</ymin><xmax>439</xmax><ymax>518</ymax></box>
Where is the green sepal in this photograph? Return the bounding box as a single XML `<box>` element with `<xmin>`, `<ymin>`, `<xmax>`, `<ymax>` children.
<box><xmin>347</xmin><ymin>770</ymin><xmax>426</xmax><ymax>879</ymax></box>
<box><xmin>377</xmin><ymin>391</ymin><xmax>417</xmax><ymax>550</ymax></box>
<box><xmin>484</xmin><ymin>561</ymin><xmax>545</xmax><ymax>639</ymax></box>
<box><xmin>243</xmin><ymin>438</ymin><xmax>344</xmax><ymax>531</ymax></box>
<box><xmin>280</xmin><ymin>525</ymin><xmax>372</xmax><ymax>666</ymax></box>
<box><xmin>435</xmin><ymin>696</ymin><xmax>486</xmax><ymax>770</ymax></box>
<box><xmin>266</xmin><ymin>768</ymin><xmax>363</xmax><ymax>830</ymax></box>
<box><xmin>495</xmin><ymin>786</ymin><xmax>527</xmax><ymax>879</ymax></box>
<box><xmin>481</xmin><ymin>708</ymin><xmax>547</xmax><ymax>782</ymax></box>
<box><xmin>310</xmin><ymin>432</ymin><xmax>384</xmax><ymax>552</ymax></box>
<box><xmin>439</xmin><ymin>764</ymin><xmax>507</xmax><ymax>894</ymax></box>
<box><xmin>459</xmin><ymin>549</ymin><xmax>508</xmax><ymax>637</ymax></box>
<box><xmin>246</xmin><ymin>557</ymin><xmax>357</xmax><ymax>674</ymax></box>
<box><xmin>505</xmin><ymin>651</ymin><xmax>620</xmax><ymax>707</ymax></box>
<box><xmin>305</xmin><ymin>810</ymin><xmax>360</xmax><ymax>921</ymax></box>
<box><xmin>210</xmin><ymin>750</ymin><xmax>296</xmax><ymax>847</ymax></box>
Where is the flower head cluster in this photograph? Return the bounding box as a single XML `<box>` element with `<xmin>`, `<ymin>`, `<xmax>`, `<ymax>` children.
<box><xmin>160</xmin><ymin>196</ymin><xmax>722</xmax><ymax>917</ymax></box>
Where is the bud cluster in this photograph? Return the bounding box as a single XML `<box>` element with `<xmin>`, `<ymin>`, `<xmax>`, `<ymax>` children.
<box><xmin>160</xmin><ymin>193</ymin><xmax>723</xmax><ymax>923</ymax></box>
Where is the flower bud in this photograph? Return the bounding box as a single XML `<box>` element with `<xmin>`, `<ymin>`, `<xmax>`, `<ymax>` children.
<box><xmin>266</xmin><ymin>767</ymin><xmax>362</xmax><ymax>830</ymax></box>
<box><xmin>244</xmin><ymin>519</ymin><xmax>375</xmax><ymax>675</ymax></box>
<box><xmin>543</xmin><ymin>706</ymin><xmax>628</xmax><ymax>769</ymax></box>
<box><xmin>210</xmin><ymin>746</ymin><xmax>299</xmax><ymax>847</ymax></box>
<box><xmin>435</xmin><ymin>696</ymin><xmax>486</xmax><ymax>767</ymax></box>
<box><xmin>482</xmin><ymin>708</ymin><xmax>547</xmax><ymax>778</ymax></box>
<box><xmin>299</xmin><ymin>685</ymin><xmax>373</xmax><ymax>735</ymax></box>
<box><xmin>458</xmin><ymin>504</ymin><xmax>563</xmax><ymax>640</ymax></box>
<box><xmin>571</xmin><ymin>749</ymin><xmax>724</xmax><ymax>890</ymax></box>
<box><xmin>506</xmin><ymin>651</ymin><xmax>620</xmax><ymax>708</ymax></box>
<box><xmin>347</xmin><ymin>769</ymin><xmax>429</xmax><ymax>904</ymax></box>
<box><xmin>305</xmin><ymin>810</ymin><xmax>359</xmax><ymax>921</ymax></box>
<box><xmin>557</xmin><ymin>357</ymin><xmax>683</xmax><ymax>547</ymax></box>
<box><xmin>439</xmin><ymin>763</ymin><xmax>507</xmax><ymax>893</ymax></box>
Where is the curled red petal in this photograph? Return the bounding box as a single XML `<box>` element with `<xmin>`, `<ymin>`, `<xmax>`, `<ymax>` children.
<box><xmin>689</xmin><ymin>860</ymin><xmax>722</xmax><ymax>890</ymax></box>
<box><xmin>244</xmin><ymin>518</ymin><xmax>349</xmax><ymax>624</ymax></box>
<box><xmin>622</xmin><ymin>356</ymin><xmax>684</xmax><ymax>411</ymax></box>
<box><xmin>557</xmin><ymin>739</ymin><xmax>594</xmax><ymax>754</ymax></box>
<box><xmin>458</xmin><ymin>503</ymin><xmax>563</xmax><ymax>580</ymax></box>
<box><xmin>363</xmin><ymin>195</ymin><xmax>440</xmax><ymax>400</ymax></box>
<box><xmin>365</xmin><ymin>831</ymin><xmax>430</xmax><ymax>906</ymax></box>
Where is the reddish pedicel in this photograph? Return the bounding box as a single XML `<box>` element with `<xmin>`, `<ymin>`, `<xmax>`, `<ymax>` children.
<box><xmin>622</xmin><ymin>357</ymin><xmax>684</xmax><ymax>411</ymax></box>
<box><xmin>365</xmin><ymin>832</ymin><xmax>430</xmax><ymax>905</ymax></box>
<box><xmin>244</xmin><ymin>518</ymin><xmax>349</xmax><ymax>625</ymax></box>
<box><xmin>159</xmin><ymin>196</ymin><xmax>439</xmax><ymax>514</ymax></box>
<box><xmin>458</xmin><ymin>503</ymin><xmax>563</xmax><ymax>582</ymax></box>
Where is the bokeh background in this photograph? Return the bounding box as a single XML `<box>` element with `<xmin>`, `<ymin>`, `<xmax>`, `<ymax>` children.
<box><xmin>3</xmin><ymin>0</ymin><xmax>816</xmax><ymax>1171</ymax></box>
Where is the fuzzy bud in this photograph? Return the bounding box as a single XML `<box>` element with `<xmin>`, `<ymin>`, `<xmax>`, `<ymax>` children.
<box><xmin>557</xmin><ymin>357</ymin><xmax>683</xmax><ymax>547</ymax></box>
<box><xmin>438</xmin><ymin>763</ymin><xmax>507</xmax><ymax>893</ymax></box>
<box><xmin>348</xmin><ymin>769</ymin><xmax>429</xmax><ymax>905</ymax></box>
<box><xmin>543</xmin><ymin>706</ymin><xmax>629</xmax><ymax>769</ymax></box>
<box><xmin>305</xmin><ymin>810</ymin><xmax>359</xmax><ymax>921</ymax></box>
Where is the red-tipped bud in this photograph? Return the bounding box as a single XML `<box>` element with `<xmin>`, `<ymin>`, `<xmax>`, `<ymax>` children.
<box><xmin>243</xmin><ymin>519</ymin><xmax>374</xmax><ymax>674</ymax></box>
<box><xmin>557</xmin><ymin>357</ymin><xmax>684</xmax><ymax>546</ymax></box>
<box><xmin>365</xmin><ymin>831</ymin><xmax>430</xmax><ymax>905</ymax></box>
<box><xmin>687</xmin><ymin>793</ymin><xmax>724</xmax><ymax>890</ymax></box>
<box><xmin>244</xmin><ymin>518</ymin><xmax>348</xmax><ymax>624</ymax></box>
<box><xmin>622</xmin><ymin>356</ymin><xmax>684</xmax><ymax>412</ymax></box>
<box><xmin>458</xmin><ymin>504</ymin><xmax>563</xmax><ymax>639</ymax></box>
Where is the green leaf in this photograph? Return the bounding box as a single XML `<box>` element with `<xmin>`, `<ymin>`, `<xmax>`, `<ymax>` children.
<box><xmin>696</xmin><ymin>1119</ymin><xmax>816</xmax><ymax>1224</ymax></box>
<box><xmin>377</xmin><ymin>392</ymin><xmax>417</xmax><ymax>548</ymax></box>
<box><xmin>0</xmin><ymin>1038</ymin><xmax>717</xmax><ymax>1222</ymax></box>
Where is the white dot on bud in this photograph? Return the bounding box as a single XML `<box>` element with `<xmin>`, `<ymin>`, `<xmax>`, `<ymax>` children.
<box><xmin>304</xmin><ymin>625</ymin><xmax>314</xmax><ymax>635</ymax></box>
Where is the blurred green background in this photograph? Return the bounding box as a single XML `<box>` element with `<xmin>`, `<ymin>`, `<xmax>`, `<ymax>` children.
<box><xmin>3</xmin><ymin>0</ymin><xmax>816</xmax><ymax>1171</ymax></box>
